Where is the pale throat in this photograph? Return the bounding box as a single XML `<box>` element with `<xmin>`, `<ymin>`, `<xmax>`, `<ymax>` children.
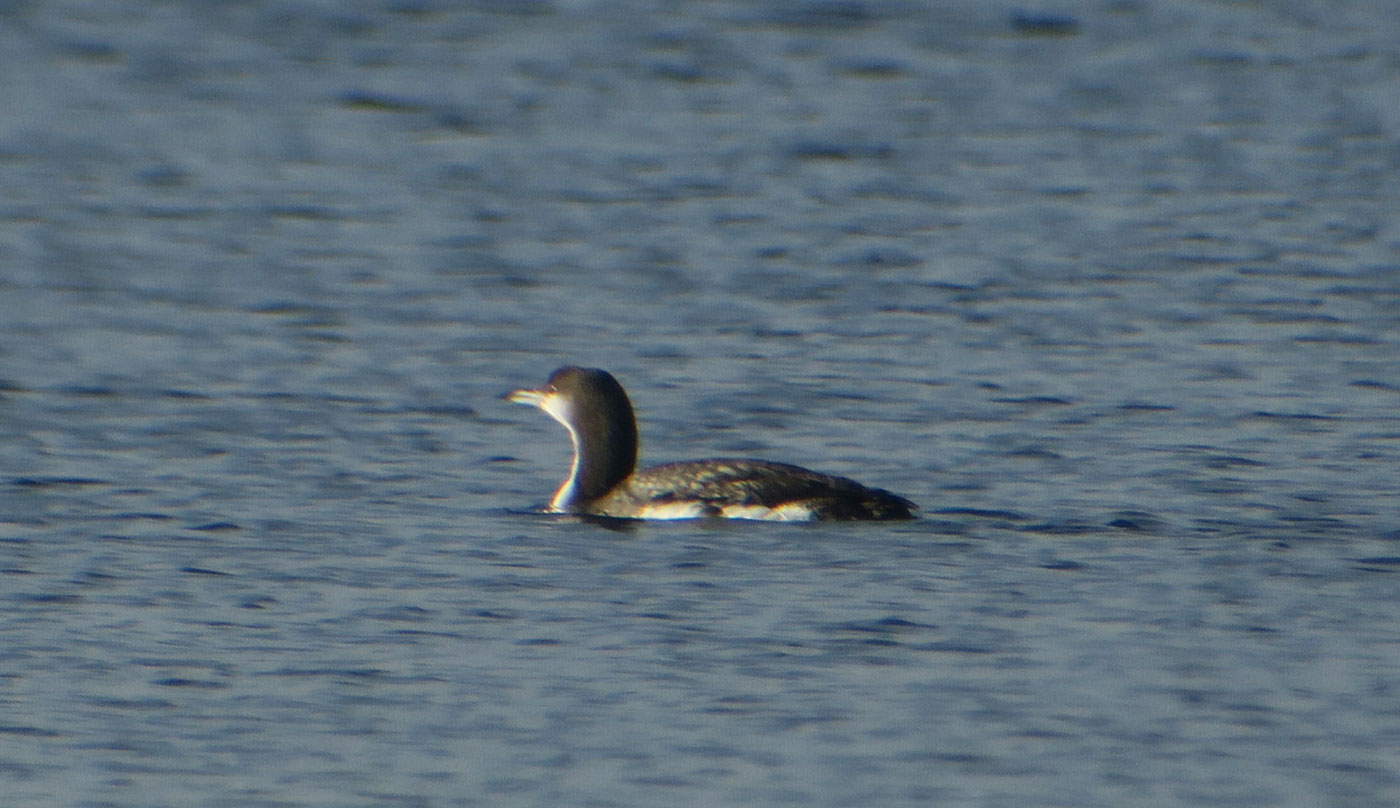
<box><xmin>541</xmin><ymin>395</ymin><xmax>582</xmax><ymax>511</ymax></box>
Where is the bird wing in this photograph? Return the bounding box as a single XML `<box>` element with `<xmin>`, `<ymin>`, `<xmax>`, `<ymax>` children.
<box><xmin>629</xmin><ymin>459</ymin><xmax>896</xmax><ymax>508</ymax></box>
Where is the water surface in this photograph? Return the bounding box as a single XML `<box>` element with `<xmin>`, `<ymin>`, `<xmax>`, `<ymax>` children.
<box><xmin>2</xmin><ymin>1</ymin><xmax>1399</xmax><ymax>806</ymax></box>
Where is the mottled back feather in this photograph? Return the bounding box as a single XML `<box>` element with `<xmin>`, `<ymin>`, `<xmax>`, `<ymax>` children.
<box><xmin>607</xmin><ymin>459</ymin><xmax>916</xmax><ymax>520</ymax></box>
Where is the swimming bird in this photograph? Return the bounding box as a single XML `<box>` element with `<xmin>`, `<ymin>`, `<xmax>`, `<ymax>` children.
<box><xmin>507</xmin><ymin>366</ymin><xmax>916</xmax><ymax>521</ymax></box>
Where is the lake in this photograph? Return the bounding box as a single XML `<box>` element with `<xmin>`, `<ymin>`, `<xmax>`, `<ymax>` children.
<box><xmin>2</xmin><ymin>1</ymin><xmax>1398</xmax><ymax>806</ymax></box>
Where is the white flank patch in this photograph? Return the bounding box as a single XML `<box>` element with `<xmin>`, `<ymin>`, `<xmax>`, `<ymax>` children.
<box><xmin>632</xmin><ymin>501</ymin><xmax>713</xmax><ymax>520</ymax></box>
<box><xmin>719</xmin><ymin>502</ymin><xmax>816</xmax><ymax>522</ymax></box>
<box><xmin>632</xmin><ymin>501</ymin><xmax>816</xmax><ymax>522</ymax></box>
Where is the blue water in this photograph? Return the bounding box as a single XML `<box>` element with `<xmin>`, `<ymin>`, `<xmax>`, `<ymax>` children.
<box><xmin>3</xmin><ymin>1</ymin><xmax>1399</xmax><ymax>806</ymax></box>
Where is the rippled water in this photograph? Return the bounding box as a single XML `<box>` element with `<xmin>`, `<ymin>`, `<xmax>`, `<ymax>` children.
<box><xmin>3</xmin><ymin>1</ymin><xmax>1399</xmax><ymax>806</ymax></box>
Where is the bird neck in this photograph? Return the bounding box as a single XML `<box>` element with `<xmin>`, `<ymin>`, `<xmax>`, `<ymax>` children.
<box><xmin>551</xmin><ymin>400</ymin><xmax>637</xmax><ymax>509</ymax></box>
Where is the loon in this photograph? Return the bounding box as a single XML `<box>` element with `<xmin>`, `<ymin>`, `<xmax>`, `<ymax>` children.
<box><xmin>507</xmin><ymin>366</ymin><xmax>916</xmax><ymax>521</ymax></box>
